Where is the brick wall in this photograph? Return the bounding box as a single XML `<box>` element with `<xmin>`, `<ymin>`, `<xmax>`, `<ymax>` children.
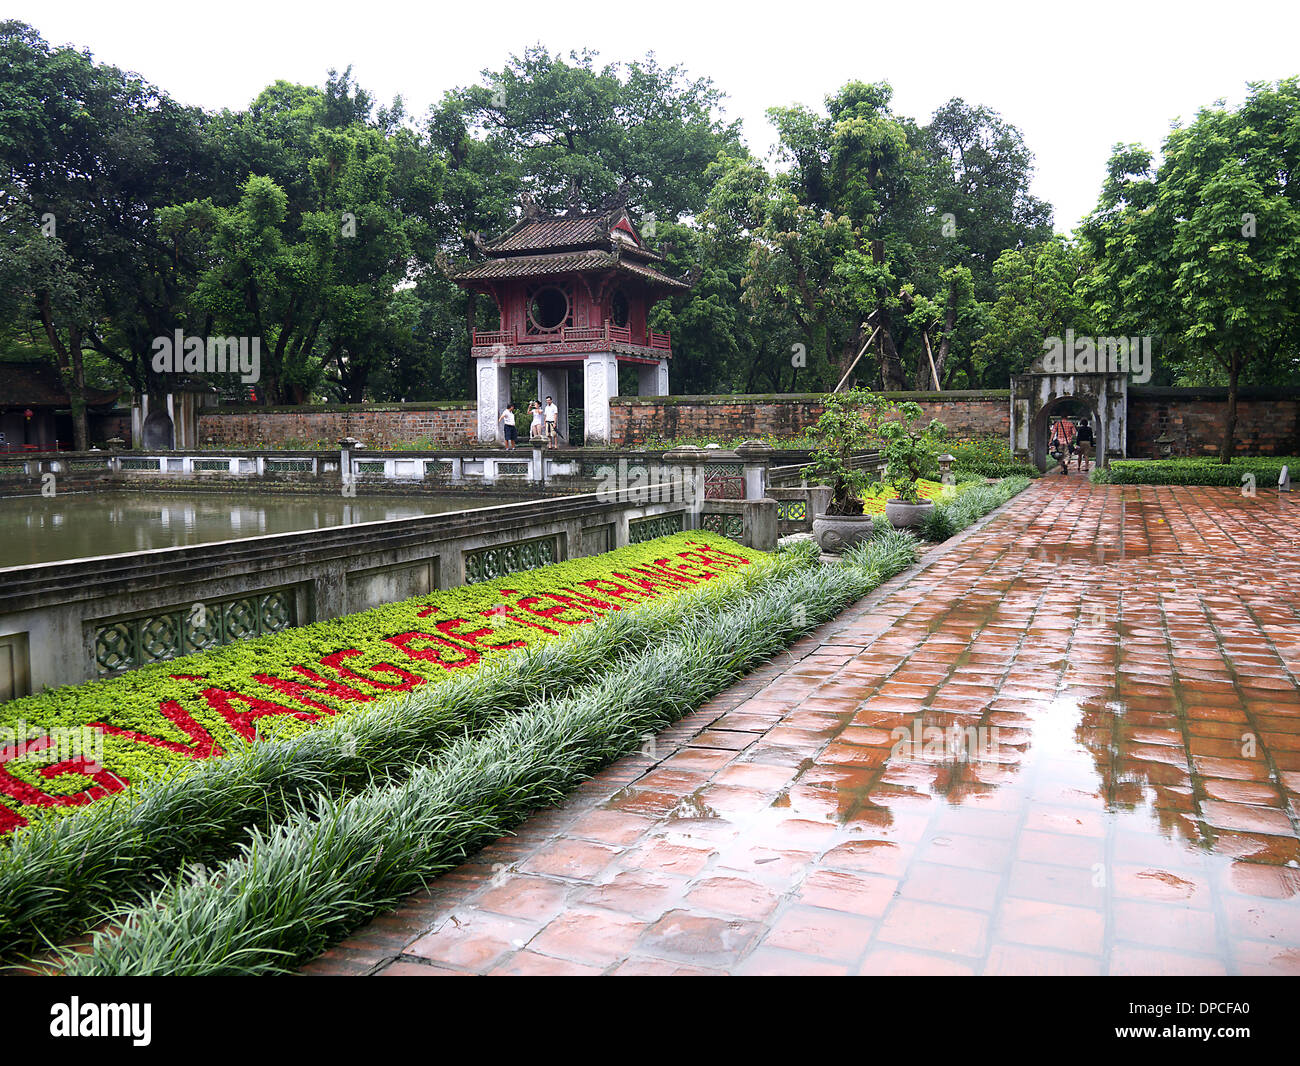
<box><xmin>1128</xmin><ymin>388</ymin><xmax>1300</xmax><ymax>457</ymax></box>
<box><xmin>193</xmin><ymin>389</ymin><xmax>1300</xmax><ymax>456</ymax></box>
<box><xmin>197</xmin><ymin>404</ymin><xmax>478</xmax><ymax>449</ymax></box>
<box><xmin>610</xmin><ymin>392</ymin><xmax>1011</xmax><ymax>445</ymax></box>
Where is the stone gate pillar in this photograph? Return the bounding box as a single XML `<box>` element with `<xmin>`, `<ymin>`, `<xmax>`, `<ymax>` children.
<box><xmin>476</xmin><ymin>356</ymin><xmax>510</xmax><ymax>442</ymax></box>
<box><xmin>535</xmin><ymin>367</ymin><xmax>569</xmax><ymax>444</ymax></box>
<box><xmin>637</xmin><ymin>359</ymin><xmax>669</xmax><ymax>396</ymax></box>
<box><xmin>583</xmin><ymin>353</ymin><xmax>619</xmax><ymax>446</ymax></box>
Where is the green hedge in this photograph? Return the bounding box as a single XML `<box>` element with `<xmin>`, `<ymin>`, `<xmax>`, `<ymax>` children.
<box><xmin>1091</xmin><ymin>457</ymin><xmax>1298</xmax><ymax>486</ymax></box>
<box><xmin>924</xmin><ymin>437</ymin><xmax>1039</xmax><ymax>480</ymax></box>
<box><xmin>0</xmin><ymin>532</ymin><xmax>763</xmax><ymax>839</ymax></box>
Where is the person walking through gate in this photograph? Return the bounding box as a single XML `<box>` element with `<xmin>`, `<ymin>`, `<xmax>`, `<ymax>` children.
<box><xmin>1074</xmin><ymin>418</ymin><xmax>1094</xmax><ymax>472</ymax></box>
<box><xmin>1049</xmin><ymin>416</ymin><xmax>1076</xmax><ymax>475</ymax></box>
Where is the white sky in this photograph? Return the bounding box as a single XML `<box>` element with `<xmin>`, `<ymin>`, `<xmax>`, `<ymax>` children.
<box><xmin>14</xmin><ymin>0</ymin><xmax>1300</xmax><ymax>231</ymax></box>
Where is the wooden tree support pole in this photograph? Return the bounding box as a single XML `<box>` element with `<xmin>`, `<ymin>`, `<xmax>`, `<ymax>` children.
<box><xmin>833</xmin><ymin>324</ymin><xmax>882</xmax><ymax>393</ymax></box>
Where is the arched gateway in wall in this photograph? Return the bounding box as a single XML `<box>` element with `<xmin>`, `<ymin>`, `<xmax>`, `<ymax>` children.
<box><xmin>1010</xmin><ymin>354</ymin><xmax>1129</xmax><ymax>472</ymax></box>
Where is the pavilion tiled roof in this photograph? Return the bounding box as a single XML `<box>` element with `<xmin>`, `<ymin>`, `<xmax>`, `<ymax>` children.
<box><xmin>452</xmin><ymin>249</ymin><xmax>689</xmax><ymax>289</ymax></box>
<box><xmin>450</xmin><ymin>205</ymin><xmax>687</xmax><ymax>290</ymax></box>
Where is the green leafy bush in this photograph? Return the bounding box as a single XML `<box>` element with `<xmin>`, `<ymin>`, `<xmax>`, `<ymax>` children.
<box><xmin>927</xmin><ymin>437</ymin><xmax>1039</xmax><ymax>479</ymax></box>
<box><xmin>1091</xmin><ymin>457</ymin><xmax>1298</xmax><ymax>485</ymax></box>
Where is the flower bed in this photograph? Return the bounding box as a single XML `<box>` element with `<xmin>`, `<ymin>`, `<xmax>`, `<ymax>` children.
<box><xmin>64</xmin><ymin>532</ymin><xmax>922</xmax><ymax>975</ymax></box>
<box><xmin>0</xmin><ymin>532</ymin><xmax>762</xmax><ymax>836</ymax></box>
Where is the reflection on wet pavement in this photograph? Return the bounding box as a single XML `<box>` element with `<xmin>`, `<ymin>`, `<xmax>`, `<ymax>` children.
<box><xmin>308</xmin><ymin>481</ymin><xmax>1300</xmax><ymax>976</ymax></box>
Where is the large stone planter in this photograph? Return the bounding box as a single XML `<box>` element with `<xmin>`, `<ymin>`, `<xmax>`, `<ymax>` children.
<box><xmin>884</xmin><ymin>498</ymin><xmax>934</xmax><ymax>529</ymax></box>
<box><xmin>812</xmin><ymin>513</ymin><xmax>875</xmax><ymax>555</ymax></box>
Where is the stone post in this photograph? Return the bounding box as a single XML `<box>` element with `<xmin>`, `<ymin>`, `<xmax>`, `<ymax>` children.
<box><xmin>476</xmin><ymin>354</ymin><xmax>511</xmax><ymax>442</ymax></box>
<box><xmin>536</xmin><ymin>367</ymin><xmax>569</xmax><ymax>446</ymax></box>
<box><xmin>337</xmin><ymin>436</ymin><xmax>360</xmax><ymax>489</ymax></box>
<box><xmin>735</xmin><ymin>439</ymin><xmax>775</xmax><ymax>500</ymax></box>
<box><xmin>637</xmin><ymin>359</ymin><xmax>669</xmax><ymax>396</ymax></box>
<box><xmin>663</xmin><ymin>444</ymin><xmax>705</xmax><ymax>529</ymax></box>
<box><xmin>583</xmin><ymin>352</ymin><xmax>619</xmax><ymax>446</ymax></box>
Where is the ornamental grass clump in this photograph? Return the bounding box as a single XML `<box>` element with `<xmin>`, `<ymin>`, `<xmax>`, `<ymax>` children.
<box><xmin>919</xmin><ymin>476</ymin><xmax>1032</xmax><ymax>542</ymax></box>
<box><xmin>65</xmin><ymin>543</ymin><xmax>918</xmax><ymax>976</ymax></box>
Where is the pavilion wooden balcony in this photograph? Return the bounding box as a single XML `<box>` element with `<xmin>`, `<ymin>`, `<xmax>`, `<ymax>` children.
<box><xmin>470</xmin><ymin>320</ymin><xmax>671</xmax><ymax>363</ymax></box>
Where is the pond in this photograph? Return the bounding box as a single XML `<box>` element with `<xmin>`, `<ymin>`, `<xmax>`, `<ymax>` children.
<box><xmin>0</xmin><ymin>490</ymin><xmax>530</xmax><ymax>567</ymax></box>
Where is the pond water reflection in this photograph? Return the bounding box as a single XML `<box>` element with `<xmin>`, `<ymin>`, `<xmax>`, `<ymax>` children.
<box><xmin>0</xmin><ymin>490</ymin><xmax>528</xmax><ymax>566</ymax></box>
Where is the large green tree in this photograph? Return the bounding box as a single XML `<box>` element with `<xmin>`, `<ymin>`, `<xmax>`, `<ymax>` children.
<box><xmin>1083</xmin><ymin>79</ymin><xmax>1300</xmax><ymax>459</ymax></box>
<box><xmin>0</xmin><ymin>20</ymin><xmax>219</xmax><ymax>429</ymax></box>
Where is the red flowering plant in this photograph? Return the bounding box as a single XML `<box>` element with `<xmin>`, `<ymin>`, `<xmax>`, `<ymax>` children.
<box><xmin>0</xmin><ymin>532</ymin><xmax>762</xmax><ymax>835</ymax></box>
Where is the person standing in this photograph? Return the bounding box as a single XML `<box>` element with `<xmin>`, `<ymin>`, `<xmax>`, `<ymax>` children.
<box><xmin>498</xmin><ymin>403</ymin><xmax>518</xmax><ymax>450</ymax></box>
<box><xmin>544</xmin><ymin>395</ymin><xmax>559</xmax><ymax>449</ymax></box>
<box><xmin>528</xmin><ymin>400</ymin><xmax>544</xmax><ymax>441</ymax></box>
<box><xmin>1075</xmin><ymin>419</ymin><xmax>1095</xmax><ymax>472</ymax></box>
<box><xmin>1049</xmin><ymin>416</ymin><xmax>1076</xmax><ymax>475</ymax></box>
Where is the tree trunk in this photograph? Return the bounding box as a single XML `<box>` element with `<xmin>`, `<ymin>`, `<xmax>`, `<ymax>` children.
<box><xmin>67</xmin><ymin>325</ymin><xmax>89</xmax><ymax>452</ymax></box>
<box><xmin>38</xmin><ymin>292</ymin><xmax>89</xmax><ymax>450</ymax></box>
<box><xmin>836</xmin><ymin>321</ymin><xmax>863</xmax><ymax>390</ymax></box>
<box><xmin>876</xmin><ymin>309</ymin><xmax>907</xmax><ymax>391</ymax></box>
<box><xmin>1218</xmin><ymin>350</ymin><xmax>1241</xmax><ymax>463</ymax></box>
<box><xmin>871</xmin><ymin>241</ymin><xmax>907</xmax><ymax>392</ymax></box>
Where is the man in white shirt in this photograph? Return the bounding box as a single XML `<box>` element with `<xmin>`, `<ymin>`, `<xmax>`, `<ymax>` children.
<box><xmin>544</xmin><ymin>397</ymin><xmax>559</xmax><ymax>448</ymax></box>
<box><xmin>497</xmin><ymin>403</ymin><xmax>517</xmax><ymax>450</ymax></box>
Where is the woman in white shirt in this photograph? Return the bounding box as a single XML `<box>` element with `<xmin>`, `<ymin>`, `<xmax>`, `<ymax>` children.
<box><xmin>528</xmin><ymin>400</ymin><xmax>544</xmax><ymax>441</ymax></box>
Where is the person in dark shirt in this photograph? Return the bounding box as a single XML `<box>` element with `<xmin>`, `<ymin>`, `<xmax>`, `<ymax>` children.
<box><xmin>1075</xmin><ymin>419</ymin><xmax>1095</xmax><ymax>472</ymax></box>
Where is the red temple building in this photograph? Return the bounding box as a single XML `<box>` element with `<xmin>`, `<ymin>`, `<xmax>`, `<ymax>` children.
<box><xmin>450</xmin><ymin>196</ymin><xmax>689</xmax><ymax>445</ymax></box>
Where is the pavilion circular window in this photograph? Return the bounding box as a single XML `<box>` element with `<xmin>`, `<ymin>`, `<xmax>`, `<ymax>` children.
<box><xmin>528</xmin><ymin>285</ymin><xmax>570</xmax><ymax>333</ymax></box>
<box><xmin>610</xmin><ymin>289</ymin><xmax>630</xmax><ymax>329</ymax></box>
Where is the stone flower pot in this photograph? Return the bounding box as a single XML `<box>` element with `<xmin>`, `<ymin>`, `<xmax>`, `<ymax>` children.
<box><xmin>884</xmin><ymin>498</ymin><xmax>934</xmax><ymax>529</ymax></box>
<box><xmin>812</xmin><ymin>512</ymin><xmax>875</xmax><ymax>555</ymax></box>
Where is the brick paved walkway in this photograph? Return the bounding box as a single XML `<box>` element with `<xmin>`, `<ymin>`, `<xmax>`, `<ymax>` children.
<box><xmin>304</xmin><ymin>481</ymin><xmax>1300</xmax><ymax>976</ymax></box>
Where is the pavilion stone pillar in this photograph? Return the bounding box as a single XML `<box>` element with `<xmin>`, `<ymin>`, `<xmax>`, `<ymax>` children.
<box><xmin>637</xmin><ymin>359</ymin><xmax>669</xmax><ymax>396</ymax></box>
<box><xmin>475</xmin><ymin>356</ymin><xmax>510</xmax><ymax>442</ymax></box>
<box><xmin>583</xmin><ymin>353</ymin><xmax>619</xmax><ymax>446</ymax></box>
<box><xmin>536</xmin><ymin>367</ymin><xmax>569</xmax><ymax>444</ymax></box>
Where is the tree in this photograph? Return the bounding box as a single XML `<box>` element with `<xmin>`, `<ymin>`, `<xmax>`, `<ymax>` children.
<box><xmin>0</xmin><ymin>191</ymin><xmax>95</xmax><ymax>447</ymax></box>
<box><xmin>1083</xmin><ymin>79</ymin><xmax>1300</xmax><ymax>460</ymax></box>
<box><xmin>453</xmin><ymin>47</ymin><xmax>742</xmax><ymax>222</ymax></box>
<box><xmin>0</xmin><ymin>20</ymin><xmax>219</xmax><ymax>408</ymax></box>
<box><xmin>973</xmin><ymin>237</ymin><xmax>1096</xmax><ymax>383</ymax></box>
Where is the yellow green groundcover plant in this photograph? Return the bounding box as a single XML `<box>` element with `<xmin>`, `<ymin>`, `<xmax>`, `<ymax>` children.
<box><xmin>0</xmin><ymin>532</ymin><xmax>763</xmax><ymax>835</ymax></box>
<box><xmin>858</xmin><ymin>478</ymin><xmax>956</xmax><ymax>515</ymax></box>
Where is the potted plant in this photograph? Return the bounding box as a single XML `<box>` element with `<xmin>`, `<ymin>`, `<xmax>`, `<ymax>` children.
<box><xmin>804</xmin><ymin>387</ymin><xmax>883</xmax><ymax>554</ymax></box>
<box><xmin>876</xmin><ymin>401</ymin><xmax>947</xmax><ymax>528</ymax></box>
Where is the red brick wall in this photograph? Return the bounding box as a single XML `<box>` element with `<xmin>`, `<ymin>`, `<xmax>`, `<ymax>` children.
<box><xmin>610</xmin><ymin>393</ymin><xmax>1010</xmax><ymax>445</ymax></box>
<box><xmin>193</xmin><ymin>391</ymin><xmax>1300</xmax><ymax>456</ymax></box>
<box><xmin>1128</xmin><ymin>392</ymin><xmax>1300</xmax><ymax>457</ymax></box>
<box><xmin>197</xmin><ymin>405</ymin><xmax>478</xmax><ymax>448</ymax></box>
